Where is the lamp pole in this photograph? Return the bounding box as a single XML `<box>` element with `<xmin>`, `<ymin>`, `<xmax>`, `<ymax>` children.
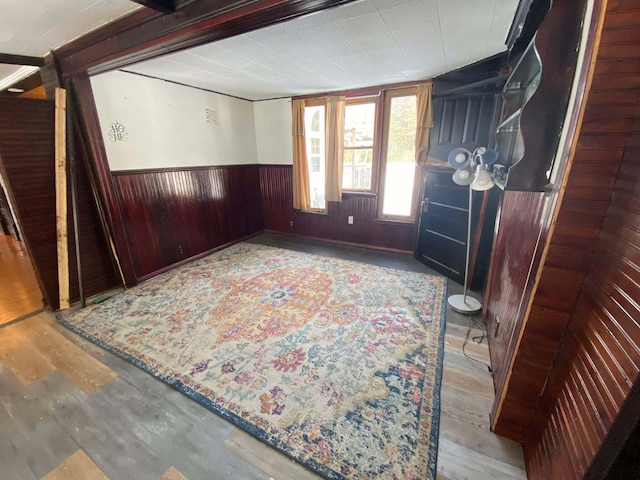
<box><xmin>447</xmin><ymin>181</ymin><xmax>482</xmax><ymax>314</ymax></box>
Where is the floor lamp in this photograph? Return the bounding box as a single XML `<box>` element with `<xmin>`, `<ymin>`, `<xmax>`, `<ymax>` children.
<box><xmin>446</xmin><ymin>147</ymin><xmax>498</xmax><ymax>315</ymax></box>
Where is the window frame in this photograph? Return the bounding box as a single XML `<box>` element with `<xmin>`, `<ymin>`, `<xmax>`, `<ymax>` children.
<box><xmin>302</xmin><ymin>97</ymin><xmax>328</xmax><ymax>213</ymax></box>
<box><xmin>377</xmin><ymin>86</ymin><xmax>421</xmax><ymax>223</ymax></box>
<box><xmin>341</xmin><ymin>96</ymin><xmax>380</xmax><ymax>194</ymax></box>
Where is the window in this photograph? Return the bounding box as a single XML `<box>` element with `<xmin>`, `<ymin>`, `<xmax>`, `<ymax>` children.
<box><xmin>295</xmin><ymin>85</ymin><xmax>421</xmax><ymax>221</ymax></box>
<box><xmin>309</xmin><ymin>137</ymin><xmax>321</xmax><ymax>172</ymax></box>
<box><xmin>379</xmin><ymin>89</ymin><xmax>419</xmax><ymax>220</ymax></box>
<box><xmin>304</xmin><ymin>103</ymin><xmax>326</xmax><ymax>210</ymax></box>
<box><xmin>342</xmin><ymin>100</ymin><xmax>376</xmax><ymax>191</ymax></box>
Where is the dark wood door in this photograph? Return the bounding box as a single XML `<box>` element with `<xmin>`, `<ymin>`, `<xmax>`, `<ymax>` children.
<box><xmin>416</xmin><ymin>171</ymin><xmax>471</xmax><ymax>284</ymax></box>
<box><xmin>416</xmin><ymin>92</ymin><xmax>499</xmax><ymax>285</ymax></box>
<box><xmin>427</xmin><ymin>93</ymin><xmax>497</xmax><ymax>164</ymax></box>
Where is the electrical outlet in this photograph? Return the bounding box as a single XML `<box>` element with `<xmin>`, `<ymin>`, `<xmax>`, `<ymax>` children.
<box><xmin>290</xmin><ymin>221</ymin><xmax>294</xmax><ymax>227</ymax></box>
<box><xmin>348</xmin><ymin>216</ymin><xmax>354</xmax><ymax>225</ymax></box>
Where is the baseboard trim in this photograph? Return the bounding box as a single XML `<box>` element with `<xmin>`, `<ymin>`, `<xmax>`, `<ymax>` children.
<box><xmin>263</xmin><ymin>230</ymin><xmax>414</xmax><ymax>255</ymax></box>
<box><xmin>136</xmin><ymin>231</ymin><xmax>263</xmax><ymax>283</ymax></box>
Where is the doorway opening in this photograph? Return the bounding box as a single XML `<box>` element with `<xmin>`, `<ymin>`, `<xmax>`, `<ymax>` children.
<box><xmin>0</xmin><ymin>173</ymin><xmax>44</xmax><ymax>326</ymax></box>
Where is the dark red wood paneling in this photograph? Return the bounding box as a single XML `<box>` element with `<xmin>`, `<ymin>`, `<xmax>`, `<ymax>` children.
<box><xmin>0</xmin><ymin>97</ymin><xmax>118</xmax><ymax>310</ymax></box>
<box><xmin>259</xmin><ymin>165</ymin><xmax>417</xmax><ymax>253</ymax></box>
<box><xmin>523</xmin><ymin>2</ymin><xmax>640</xmax><ymax>478</ymax></box>
<box><xmin>113</xmin><ymin>165</ymin><xmax>263</xmax><ymax>280</ymax></box>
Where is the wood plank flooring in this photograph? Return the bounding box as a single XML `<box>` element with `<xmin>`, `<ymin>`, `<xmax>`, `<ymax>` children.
<box><xmin>0</xmin><ymin>233</ymin><xmax>527</xmax><ymax>479</ymax></box>
<box><xmin>0</xmin><ymin>233</ymin><xmax>44</xmax><ymax>325</ymax></box>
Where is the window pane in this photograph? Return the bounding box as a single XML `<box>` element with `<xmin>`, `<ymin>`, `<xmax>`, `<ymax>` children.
<box><xmin>382</xmin><ymin>95</ymin><xmax>417</xmax><ymax>217</ymax></box>
<box><xmin>305</xmin><ymin>106</ymin><xmax>326</xmax><ymax>210</ymax></box>
<box><xmin>342</xmin><ymin>149</ymin><xmax>372</xmax><ymax>190</ymax></box>
<box><xmin>344</xmin><ymin>103</ymin><xmax>375</xmax><ymax>147</ymax></box>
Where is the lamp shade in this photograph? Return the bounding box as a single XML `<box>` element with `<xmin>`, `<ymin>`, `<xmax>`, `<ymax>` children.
<box><xmin>471</xmin><ymin>166</ymin><xmax>495</xmax><ymax>191</ymax></box>
<box><xmin>448</xmin><ymin>148</ymin><xmax>472</xmax><ymax>169</ymax></box>
<box><xmin>479</xmin><ymin>149</ymin><xmax>499</xmax><ymax>165</ymax></box>
<box><xmin>452</xmin><ymin>167</ymin><xmax>473</xmax><ymax>185</ymax></box>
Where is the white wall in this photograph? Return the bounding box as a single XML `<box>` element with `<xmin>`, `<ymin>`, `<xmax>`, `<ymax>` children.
<box><xmin>91</xmin><ymin>71</ymin><xmax>258</xmax><ymax>171</ymax></box>
<box><xmin>253</xmin><ymin>98</ymin><xmax>293</xmax><ymax>165</ymax></box>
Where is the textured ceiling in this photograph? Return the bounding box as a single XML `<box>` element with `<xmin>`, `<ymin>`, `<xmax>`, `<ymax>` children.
<box><xmin>0</xmin><ymin>0</ymin><xmax>140</xmax><ymax>57</ymax></box>
<box><xmin>0</xmin><ymin>0</ymin><xmax>140</xmax><ymax>91</ymax></box>
<box><xmin>125</xmin><ymin>0</ymin><xmax>519</xmax><ymax>101</ymax></box>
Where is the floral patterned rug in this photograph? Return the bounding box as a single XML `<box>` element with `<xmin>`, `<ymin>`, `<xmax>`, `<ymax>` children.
<box><xmin>59</xmin><ymin>242</ymin><xmax>447</xmax><ymax>479</ymax></box>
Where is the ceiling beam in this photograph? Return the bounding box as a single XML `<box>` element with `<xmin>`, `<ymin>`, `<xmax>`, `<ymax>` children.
<box><xmin>129</xmin><ymin>0</ymin><xmax>175</xmax><ymax>14</ymax></box>
<box><xmin>54</xmin><ymin>0</ymin><xmax>358</xmax><ymax>77</ymax></box>
<box><xmin>0</xmin><ymin>53</ymin><xmax>45</xmax><ymax>67</ymax></box>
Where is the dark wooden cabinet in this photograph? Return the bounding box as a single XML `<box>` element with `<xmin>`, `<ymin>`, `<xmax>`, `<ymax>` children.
<box><xmin>492</xmin><ymin>0</ymin><xmax>585</xmax><ymax>192</ymax></box>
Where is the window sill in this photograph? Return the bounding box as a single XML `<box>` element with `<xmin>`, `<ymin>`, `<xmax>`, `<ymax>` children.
<box><xmin>342</xmin><ymin>191</ymin><xmax>377</xmax><ymax>198</ymax></box>
<box><xmin>372</xmin><ymin>218</ymin><xmax>418</xmax><ymax>227</ymax></box>
<box><xmin>295</xmin><ymin>209</ymin><xmax>329</xmax><ymax>217</ymax></box>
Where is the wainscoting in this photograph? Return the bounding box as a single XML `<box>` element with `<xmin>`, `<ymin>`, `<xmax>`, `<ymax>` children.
<box><xmin>113</xmin><ymin>165</ymin><xmax>264</xmax><ymax>281</ymax></box>
<box><xmin>259</xmin><ymin>165</ymin><xmax>417</xmax><ymax>253</ymax></box>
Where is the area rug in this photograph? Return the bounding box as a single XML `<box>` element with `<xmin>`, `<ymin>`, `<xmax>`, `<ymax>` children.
<box><xmin>58</xmin><ymin>242</ymin><xmax>447</xmax><ymax>479</ymax></box>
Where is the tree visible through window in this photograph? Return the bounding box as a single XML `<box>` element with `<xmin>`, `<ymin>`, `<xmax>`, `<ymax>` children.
<box><xmin>380</xmin><ymin>93</ymin><xmax>418</xmax><ymax>219</ymax></box>
<box><xmin>342</xmin><ymin>101</ymin><xmax>376</xmax><ymax>191</ymax></box>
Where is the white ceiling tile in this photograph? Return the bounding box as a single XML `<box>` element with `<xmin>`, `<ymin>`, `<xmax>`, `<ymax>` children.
<box><xmin>227</xmin><ymin>42</ymin><xmax>279</xmax><ymax>62</ymax></box>
<box><xmin>278</xmin><ymin>11</ymin><xmax>329</xmax><ymax>33</ymax></box>
<box><xmin>0</xmin><ymin>0</ymin><xmax>140</xmax><ymax>57</ymax></box>
<box><xmin>189</xmin><ymin>42</ymin><xmax>225</xmax><ymax>57</ymax></box>
<box><xmin>202</xmin><ymin>50</ymin><xmax>256</xmax><ymax>70</ymax></box>
<box><xmin>378</xmin><ymin>0</ymin><xmax>436</xmax><ymax>31</ymax></box>
<box><xmin>437</xmin><ymin>0</ymin><xmax>496</xmax><ymax>30</ymax></box>
<box><xmin>244</xmin><ymin>23</ymin><xmax>289</xmax><ymax>41</ymax></box>
<box><xmin>372</xmin><ymin>0</ymin><xmax>414</xmax><ymax>8</ymax></box>
<box><xmin>217</xmin><ymin>34</ymin><xmax>254</xmax><ymax>49</ymax></box>
<box><xmin>324</xmin><ymin>0</ymin><xmax>380</xmax><ymax>20</ymax></box>
<box><xmin>98</xmin><ymin>0</ymin><xmax>519</xmax><ymax>100</ymax></box>
<box><xmin>332</xmin><ymin>12</ymin><xmax>387</xmax><ymax>39</ymax></box>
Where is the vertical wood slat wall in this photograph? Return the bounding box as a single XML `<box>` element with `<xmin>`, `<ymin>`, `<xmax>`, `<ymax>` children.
<box><xmin>113</xmin><ymin>166</ymin><xmax>264</xmax><ymax>281</ymax></box>
<box><xmin>258</xmin><ymin>165</ymin><xmax>418</xmax><ymax>253</ymax></box>
<box><xmin>523</xmin><ymin>1</ymin><xmax>640</xmax><ymax>477</ymax></box>
<box><xmin>0</xmin><ymin>97</ymin><xmax>118</xmax><ymax>309</ymax></box>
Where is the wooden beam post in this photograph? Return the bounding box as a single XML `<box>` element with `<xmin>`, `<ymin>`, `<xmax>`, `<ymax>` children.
<box><xmin>55</xmin><ymin>87</ymin><xmax>70</xmax><ymax>309</ymax></box>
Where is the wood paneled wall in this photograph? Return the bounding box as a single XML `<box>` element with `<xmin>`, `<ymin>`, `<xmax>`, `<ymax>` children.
<box><xmin>259</xmin><ymin>165</ymin><xmax>417</xmax><ymax>253</ymax></box>
<box><xmin>0</xmin><ymin>97</ymin><xmax>118</xmax><ymax>310</ymax></box>
<box><xmin>525</xmin><ymin>100</ymin><xmax>640</xmax><ymax>480</ymax></box>
<box><xmin>114</xmin><ymin>165</ymin><xmax>263</xmax><ymax>281</ymax></box>
<box><xmin>516</xmin><ymin>1</ymin><xmax>640</xmax><ymax>477</ymax></box>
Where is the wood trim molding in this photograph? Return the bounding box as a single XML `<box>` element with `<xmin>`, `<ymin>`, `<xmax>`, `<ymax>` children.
<box><xmin>263</xmin><ymin>230</ymin><xmax>414</xmax><ymax>255</ymax></box>
<box><xmin>70</xmin><ymin>74</ymin><xmax>137</xmax><ymax>287</ymax></box>
<box><xmin>111</xmin><ymin>164</ymin><xmax>260</xmax><ymax>176</ymax></box>
<box><xmin>0</xmin><ymin>53</ymin><xmax>45</xmax><ymax>66</ymax></box>
<box><xmin>54</xmin><ymin>0</ymin><xmax>359</xmax><ymax>77</ymax></box>
<box><xmin>292</xmin><ymin>79</ymin><xmax>431</xmax><ymax>101</ymax></box>
<box><xmin>136</xmin><ymin>231</ymin><xmax>262</xmax><ymax>282</ymax></box>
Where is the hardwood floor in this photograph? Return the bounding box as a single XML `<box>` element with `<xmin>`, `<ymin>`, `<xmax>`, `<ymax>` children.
<box><xmin>0</xmin><ymin>234</ymin><xmax>44</xmax><ymax>326</ymax></box>
<box><xmin>0</xmin><ymin>233</ymin><xmax>526</xmax><ymax>479</ymax></box>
